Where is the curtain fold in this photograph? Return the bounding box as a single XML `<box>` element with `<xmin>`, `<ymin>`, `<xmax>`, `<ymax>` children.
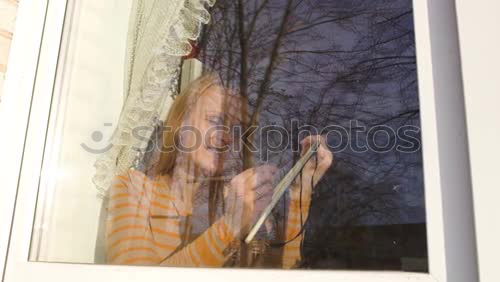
<box><xmin>93</xmin><ymin>0</ymin><xmax>216</xmax><ymax>196</ymax></box>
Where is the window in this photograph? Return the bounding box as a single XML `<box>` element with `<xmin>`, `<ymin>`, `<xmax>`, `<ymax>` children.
<box><xmin>0</xmin><ymin>0</ymin><xmax>477</xmax><ymax>281</ymax></box>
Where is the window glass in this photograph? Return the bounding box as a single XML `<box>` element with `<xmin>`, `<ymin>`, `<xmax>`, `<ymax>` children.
<box><xmin>30</xmin><ymin>0</ymin><xmax>426</xmax><ymax>272</ymax></box>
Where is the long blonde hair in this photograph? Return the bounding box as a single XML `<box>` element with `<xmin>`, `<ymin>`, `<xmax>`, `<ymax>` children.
<box><xmin>156</xmin><ymin>73</ymin><xmax>222</xmax><ymax>176</ymax></box>
<box><xmin>155</xmin><ymin>72</ymin><xmax>248</xmax><ymax>227</ymax></box>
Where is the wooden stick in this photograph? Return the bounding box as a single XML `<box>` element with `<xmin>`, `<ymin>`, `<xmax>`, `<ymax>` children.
<box><xmin>244</xmin><ymin>141</ymin><xmax>320</xmax><ymax>244</ymax></box>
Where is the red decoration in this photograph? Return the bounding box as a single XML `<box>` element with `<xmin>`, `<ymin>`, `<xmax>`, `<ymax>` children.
<box><xmin>184</xmin><ymin>40</ymin><xmax>200</xmax><ymax>59</ymax></box>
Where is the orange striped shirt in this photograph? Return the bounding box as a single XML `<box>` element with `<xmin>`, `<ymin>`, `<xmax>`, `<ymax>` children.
<box><xmin>105</xmin><ymin>169</ymin><xmax>309</xmax><ymax>268</ymax></box>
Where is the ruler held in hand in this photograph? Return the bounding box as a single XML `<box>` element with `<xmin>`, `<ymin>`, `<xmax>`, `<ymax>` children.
<box><xmin>244</xmin><ymin>141</ymin><xmax>320</xmax><ymax>244</ymax></box>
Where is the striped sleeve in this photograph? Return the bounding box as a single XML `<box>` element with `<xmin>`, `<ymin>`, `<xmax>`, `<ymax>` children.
<box><xmin>106</xmin><ymin>169</ymin><xmax>236</xmax><ymax>267</ymax></box>
<box><xmin>105</xmin><ymin>170</ymin><xmax>175</xmax><ymax>265</ymax></box>
<box><xmin>282</xmin><ymin>195</ymin><xmax>311</xmax><ymax>269</ymax></box>
<box><xmin>160</xmin><ymin>219</ymin><xmax>236</xmax><ymax>267</ymax></box>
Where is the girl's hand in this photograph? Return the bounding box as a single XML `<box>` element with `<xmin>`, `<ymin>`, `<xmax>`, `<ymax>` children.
<box><xmin>223</xmin><ymin>165</ymin><xmax>277</xmax><ymax>238</ymax></box>
<box><xmin>291</xmin><ymin>135</ymin><xmax>333</xmax><ymax>199</ymax></box>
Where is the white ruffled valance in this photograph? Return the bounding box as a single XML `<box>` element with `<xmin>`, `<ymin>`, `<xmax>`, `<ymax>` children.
<box><xmin>93</xmin><ymin>0</ymin><xmax>215</xmax><ymax>196</ymax></box>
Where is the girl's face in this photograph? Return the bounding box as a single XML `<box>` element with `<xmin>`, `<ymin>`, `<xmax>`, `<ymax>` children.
<box><xmin>179</xmin><ymin>85</ymin><xmax>238</xmax><ymax>176</ymax></box>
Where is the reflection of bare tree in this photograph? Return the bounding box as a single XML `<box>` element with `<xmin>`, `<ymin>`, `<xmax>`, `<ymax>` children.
<box><xmin>199</xmin><ymin>0</ymin><xmax>425</xmax><ymax>269</ymax></box>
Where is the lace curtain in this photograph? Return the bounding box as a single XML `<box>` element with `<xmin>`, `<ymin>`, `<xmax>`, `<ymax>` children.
<box><xmin>93</xmin><ymin>0</ymin><xmax>215</xmax><ymax>196</ymax></box>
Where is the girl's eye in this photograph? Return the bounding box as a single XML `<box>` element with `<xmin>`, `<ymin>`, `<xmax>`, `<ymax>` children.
<box><xmin>207</xmin><ymin>115</ymin><xmax>224</xmax><ymax>125</ymax></box>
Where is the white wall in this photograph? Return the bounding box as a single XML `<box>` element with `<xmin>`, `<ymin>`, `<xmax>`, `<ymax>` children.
<box><xmin>30</xmin><ymin>0</ymin><xmax>132</xmax><ymax>263</ymax></box>
<box><xmin>455</xmin><ymin>2</ymin><xmax>500</xmax><ymax>282</ymax></box>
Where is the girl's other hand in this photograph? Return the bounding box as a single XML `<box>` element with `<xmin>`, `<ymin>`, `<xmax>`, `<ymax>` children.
<box><xmin>223</xmin><ymin>165</ymin><xmax>277</xmax><ymax>237</ymax></box>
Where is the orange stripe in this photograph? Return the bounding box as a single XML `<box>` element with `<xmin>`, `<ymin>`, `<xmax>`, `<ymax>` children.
<box><xmin>109</xmin><ymin>213</ymin><xmax>181</xmax><ymax>226</ymax></box>
<box><xmin>207</xmin><ymin>228</ymin><xmax>223</xmax><ymax>254</ymax></box>
<box><xmin>151</xmin><ymin>227</ymin><xmax>181</xmax><ymax>239</ymax></box>
<box><xmin>287</xmin><ymin>217</ymin><xmax>304</xmax><ymax>226</ymax></box>
<box><xmin>122</xmin><ymin>256</ymin><xmax>161</xmax><ymax>264</ymax></box>
<box><xmin>112</xmin><ymin>184</ymin><xmax>175</xmax><ymax>202</ymax></box>
<box><xmin>150</xmin><ymin>218</ymin><xmax>181</xmax><ymax>226</ymax></box>
<box><xmin>107</xmin><ymin>224</ymin><xmax>148</xmax><ymax>237</ymax></box>
<box><xmin>289</xmin><ymin>204</ymin><xmax>310</xmax><ymax>213</ymax></box>
<box><xmin>187</xmin><ymin>245</ymin><xmax>201</xmax><ymax>266</ymax></box>
<box><xmin>152</xmin><ymin>190</ymin><xmax>175</xmax><ymax>201</ymax></box>
<box><xmin>217</xmin><ymin>221</ymin><xmax>234</xmax><ymax>244</ymax></box>
<box><xmin>110</xmin><ymin>236</ymin><xmax>177</xmax><ymax>251</ymax></box>
<box><xmin>110</xmin><ymin>193</ymin><xmax>132</xmax><ymax>200</ymax></box>
<box><xmin>113</xmin><ymin>183</ymin><xmax>127</xmax><ymax>189</ymax></box>
<box><xmin>284</xmin><ymin>242</ymin><xmax>301</xmax><ymax>250</ymax></box>
<box><xmin>110</xmin><ymin>201</ymin><xmax>175</xmax><ymax>213</ymax></box>
<box><xmin>110</xmin><ymin>247</ymin><xmax>158</xmax><ymax>262</ymax></box>
<box><xmin>114</xmin><ymin>183</ymin><xmax>151</xmax><ymax>196</ymax></box>
<box><xmin>110</xmin><ymin>213</ymin><xmax>146</xmax><ymax>223</ymax></box>
<box><xmin>193</xmin><ymin>237</ymin><xmax>220</xmax><ymax>265</ymax></box>
<box><xmin>290</xmin><ymin>199</ymin><xmax>309</xmax><ymax>205</ymax></box>
<box><xmin>151</xmin><ymin>200</ymin><xmax>177</xmax><ymax>212</ymax></box>
<box><xmin>116</xmin><ymin>175</ymin><xmax>129</xmax><ymax>182</ymax></box>
<box><xmin>152</xmin><ymin>182</ymin><xmax>166</xmax><ymax>188</ymax></box>
<box><xmin>282</xmin><ymin>257</ymin><xmax>298</xmax><ymax>267</ymax></box>
<box><xmin>203</xmin><ymin>234</ymin><xmax>224</xmax><ymax>263</ymax></box>
<box><xmin>111</xmin><ymin>188</ymin><xmax>149</xmax><ymax>201</ymax></box>
<box><xmin>110</xmin><ymin>203</ymin><xmax>149</xmax><ymax>212</ymax></box>
<box><xmin>286</xmin><ymin>227</ymin><xmax>301</xmax><ymax>236</ymax></box>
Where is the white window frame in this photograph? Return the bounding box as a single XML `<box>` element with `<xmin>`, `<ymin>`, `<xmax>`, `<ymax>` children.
<box><xmin>0</xmin><ymin>0</ymin><xmax>479</xmax><ymax>281</ymax></box>
<box><xmin>455</xmin><ymin>1</ymin><xmax>500</xmax><ymax>282</ymax></box>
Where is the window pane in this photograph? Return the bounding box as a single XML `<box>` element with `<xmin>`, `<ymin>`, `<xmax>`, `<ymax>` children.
<box><xmin>30</xmin><ymin>0</ymin><xmax>427</xmax><ymax>272</ymax></box>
